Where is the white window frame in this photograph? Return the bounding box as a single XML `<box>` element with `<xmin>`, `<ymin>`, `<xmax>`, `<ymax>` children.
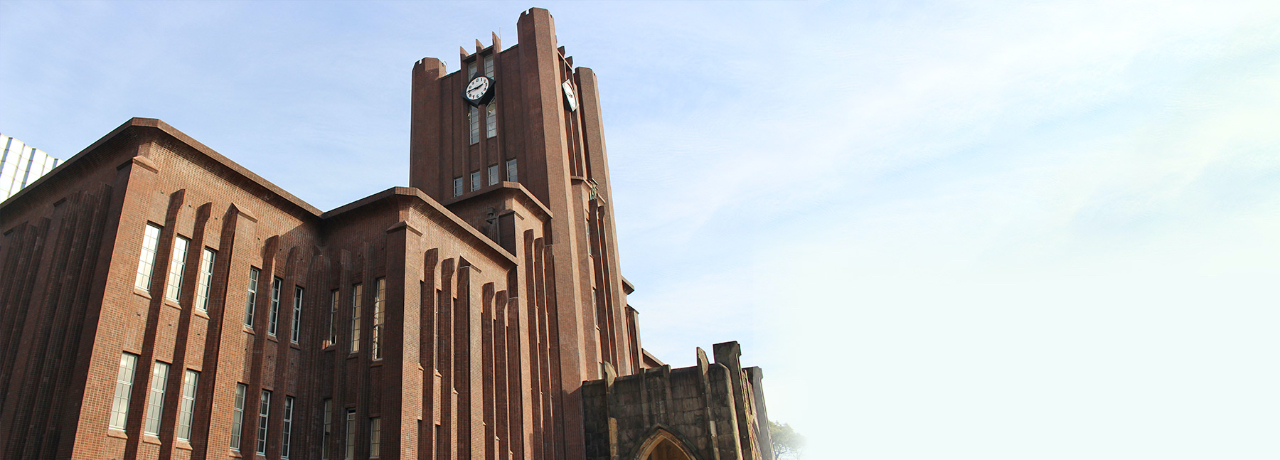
<box><xmin>486</xmin><ymin>103</ymin><xmax>498</xmax><ymax>138</ymax></box>
<box><xmin>345</xmin><ymin>408</ymin><xmax>357</xmax><ymax>460</ymax></box>
<box><xmin>469</xmin><ymin>106</ymin><xmax>480</xmax><ymax>145</ymax></box>
<box><xmin>268</xmin><ymin>277</ymin><xmax>282</xmax><ymax>336</ymax></box>
<box><xmin>109</xmin><ymin>352</ymin><xmax>139</xmax><ymax>430</ymax></box>
<box><xmin>245</xmin><ymin>268</ymin><xmax>261</xmax><ymax>327</ymax></box>
<box><xmin>177</xmin><ymin>369</ymin><xmax>198</xmax><ymax>442</ymax></box>
<box><xmin>328</xmin><ymin>290</ymin><xmax>338</xmax><ymax>347</ymax></box>
<box><xmin>291</xmin><ymin>286</ymin><xmax>304</xmax><ymax>344</ymax></box>
<box><xmin>369</xmin><ymin>416</ymin><xmax>381</xmax><ymax>458</ymax></box>
<box><xmin>453</xmin><ymin>177</ymin><xmax>464</xmax><ymax>197</ymax></box>
<box><xmin>488</xmin><ymin>164</ymin><xmax>499</xmax><ymax>186</ymax></box>
<box><xmin>372</xmin><ymin>278</ymin><xmax>385</xmax><ymax>360</ymax></box>
<box><xmin>231</xmin><ymin>383</ymin><xmax>247</xmax><ymax>451</ymax></box>
<box><xmin>351</xmin><ymin>284</ymin><xmax>363</xmax><ymax>353</ymax></box>
<box><xmin>135</xmin><ymin>224</ymin><xmax>162</xmax><ymax>291</ymax></box>
<box><xmin>165</xmin><ymin>236</ymin><xmax>189</xmax><ymax>302</ymax></box>
<box><xmin>323</xmin><ymin>399</ymin><xmax>333</xmax><ymax>460</ymax></box>
<box><xmin>256</xmin><ymin>390</ymin><xmax>271</xmax><ymax>455</ymax></box>
<box><xmin>194</xmin><ymin>248</ymin><xmax>216</xmax><ymax>312</ymax></box>
<box><xmin>506</xmin><ymin>159</ymin><xmax>518</xmax><ymax>182</ymax></box>
<box><xmin>470</xmin><ymin>171</ymin><xmax>481</xmax><ymax>191</ymax></box>
<box><xmin>143</xmin><ymin>361</ymin><xmax>170</xmax><ymax>436</ymax></box>
<box><xmin>282</xmin><ymin>396</ymin><xmax>295</xmax><ymax>458</ymax></box>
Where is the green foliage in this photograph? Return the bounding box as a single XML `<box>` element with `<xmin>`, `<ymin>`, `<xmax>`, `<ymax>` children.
<box><xmin>768</xmin><ymin>420</ymin><xmax>807</xmax><ymax>459</ymax></box>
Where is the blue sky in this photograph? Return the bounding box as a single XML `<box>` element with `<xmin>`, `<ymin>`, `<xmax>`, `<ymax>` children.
<box><xmin>3</xmin><ymin>1</ymin><xmax>1278</xmax><ymax>458</ymax></box>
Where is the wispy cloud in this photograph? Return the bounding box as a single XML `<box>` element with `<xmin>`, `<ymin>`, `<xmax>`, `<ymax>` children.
<box><xmin>3</xmin><ymin>1</ymin><xmax>1278</xmax><ymax>458</ymax></box>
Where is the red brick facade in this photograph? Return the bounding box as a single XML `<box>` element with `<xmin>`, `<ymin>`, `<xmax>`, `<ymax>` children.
<box><xmin>0</xmin><ymin>8</ymin><xmax>769</xmax><ymax>460</ymax></box>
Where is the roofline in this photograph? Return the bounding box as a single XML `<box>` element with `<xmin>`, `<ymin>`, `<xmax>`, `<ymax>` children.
<box><xmin>323</xmin><ymin>186</ymin><xmax>518</xmax><ymax>266</ymax></box>
<box><xmin>442</xmin><ymin>181</ymin><xmax>554</xmax><ymax>221</ymax></box>
<box><xmin>1</xmin><ymin>118</ymin><xmax>323</xmax><ymax>216</ymax></box>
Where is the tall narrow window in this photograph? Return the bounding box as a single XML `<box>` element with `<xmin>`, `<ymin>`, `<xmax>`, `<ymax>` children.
<box><xmin>165</xmin><ymin>236</ymin><xmax>189</xmax><ymax>302</ymax></box>
<box><xmin>135</xmin><ymin>224</ymin><xmax>162</xmax><ymax>291</ymax></box>
<box><xmin>291</xmin><ymin>286</ymin><xmax>304</xmax><ymax>344</ymax></box>
<box><xmin>351</xmin><ymin>284</ymin><xmax>363</xmax><ymax>353</ymax></box>
<box><xmin>586</xmin><ymin>218</ymin><xmax>595</xmax><ymax>256</ymax></box>
<box><xmin>486</xmin><ymin>103</ymin><xmax>498</xmax><ymax>138</ymax></box>
<box><xmin>372</xmin><ymin>278</ymin><xmax>385</xmax><ymax>360</ymax></box>
<box><xmin>143</xmin><ymin>361</ymin><xmax>170</xmax><ymax>436</ymax></box>
<box><xmin>483</xmin><ymin>55</ymin><xmax>494</xmax><ymax>78</ymax></box>
<box><xmin>328</xmin><ymin>290</ymin><xmax>338</xmax><ymax>347</ymax></box>
<box><xmin>470</xmin><ymin>171</ymin><xmax>481</xmax><ymax>191</ymax></box>
<box><xmin>256</xmin><ymin>390</ymin><xmax>271</xmax><ymax>455</ymax></box>
<box><xmin>369</xmin><ymin>417</ymin><xmax>381</xmax><ymax>458</ymax></box>
<box><xmin>467</xmin><ymin>61</ymin><xmax>477</xmax><ymax>78</ymax></box>
<box><xmin>269</xmin><ymin>277</ymin><xmax>283</xmax><ymax>336</ymax></box>
<box><xmin>322</xmin><ymin>399</ymin><xmax>333</xmax><ymax>460</ymax></box>
<box><xmin>282</xmin><ymin>396</ymin><xmax>295</xmax><ymax>458</ymax></box>
<box><xmin>177</xmin><ymin>370</ymin><xmax>198</xmax><ymax>442</ymax></box>
<box><xmin>345</xmin><ymin>409</ymin><xmax>357</xmax><ymax>460</ymax></box>
<box><xmin>230</xmin><ymin>383</ymin><xmax>246</xmax><ymax>450</ymax></box>
<box><xmin>488</xmin><ymin>164</ymin><xmax>499</xmax><ymax>186</ymax></box>
<box><xmin>245</xmin><ymin>268</ymin><xmax>261</xmax><ymax>327</ymax></box>
<box><xmin>469</xmin><ymin>106</ymin><xmax>480</xmax><ymax>145</ymax></box>
<box><xmin>109</xmin><ymin>353</ymin><xmax>139</xmax><ymax>430</ymax></box>
<box><xmin>194</xmin><ymin>248</ymin><xmax>216</xmax><ymax>312</ymax></box>
<box><xmin>506</xmin><ymin>159</ymin><xmax>518</xmax><ymax>182</ymax></box>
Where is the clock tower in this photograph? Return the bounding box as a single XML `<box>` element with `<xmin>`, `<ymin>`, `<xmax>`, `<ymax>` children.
<box><xmin>409</xmin><ymin>7</ymin><xmax>638</xmax><ymax>459</ymax></box>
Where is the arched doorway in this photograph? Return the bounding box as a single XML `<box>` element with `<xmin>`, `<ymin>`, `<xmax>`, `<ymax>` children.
<box><xmin>634</xmin><ymin>428</ymin><xmax>696</xmax><ymax>460</ymax></box>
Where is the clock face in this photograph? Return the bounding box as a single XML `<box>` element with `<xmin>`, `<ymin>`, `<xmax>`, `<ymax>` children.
<box><xmin>562</xmin><ymin>79</ymin><xmax>578</xmax><ymax>112</ymax></box>
<box><xmin>462</xmin><ymin>74</ymin><xmax>495</xmax><ymax>106</ymax></box>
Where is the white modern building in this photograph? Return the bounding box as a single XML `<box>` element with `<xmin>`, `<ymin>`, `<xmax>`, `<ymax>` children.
<box><xmin>1</xmin><ymin>133</ymin><xmax>61</xmax><ymax>202</ymax></box>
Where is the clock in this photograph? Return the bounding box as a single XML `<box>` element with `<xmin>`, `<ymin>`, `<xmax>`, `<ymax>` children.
<box><xmin>562</xmin><ymin>79</ymin><xmax>578</xmax><ymax>112</ymax></box>
<box><xmin>462</xmin><ymin>73</ymin><xmax>495</xmax><ymax>106</ymax></box>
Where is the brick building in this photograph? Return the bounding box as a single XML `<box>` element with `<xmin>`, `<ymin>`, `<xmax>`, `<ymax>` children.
<box><xmin>0</xmin><ymin>8</ymin><xmax>771</xmax><ymax>460</ymax></box>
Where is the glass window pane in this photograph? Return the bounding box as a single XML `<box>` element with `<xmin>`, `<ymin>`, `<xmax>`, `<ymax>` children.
<box><xmin>195</xmin><ymin>248</ymin><xmax>216</xmax><ymax>312</ymax></box>
<box><xmin>135</xmin><ymin>224</ymin><xmax>162</xmax><ymax>291</ymax></box>
<box><xmin>165</xmin><ymin>237</ymin><xmax>189</xmax><ymax>302</ymax></box>
<box><xmin>177</xmin><ymin>370</ymin><xmax>199</xmax><ymax>441</ymax></box>
<box><xmin>109</xmin><ymin>353</ymin><xmax>139</xmax><ymax>430</ymax></box>
<box><xmin>291</xmin><ymin>286</ymin><xmax>303</xmax><ymax>343</ymax></box>
<box><xmin>257</xmin><ymin>390</ymin><xmax>271</xmax><ymax>454</ymax></box>
<box><xmin>144</xmin><ymin>361</ymin><xmax>170</xmax><ymax>435</ymax></box>
<box><xmin>269</xmin><ymin>277</ymin><xmax>282</xmax><ymax>336</ymax></box>
<box><xmin>373</xmin><ymin>278</ymin><xmax>384</xmax><ymax>360</ymax></box>
<box><xmin>245</xmin><ymin>268</ymin><xmax>260</xmax><ymax>327</ymax></box>
<box><xmin>351</xmin><ymin>284</ymin><xmax>362</xmax><ymax>353</ymax></box>
<box><xmin>231</xmin><ymin>383</ymin><xmax>246</xmax><ymax>450</ymax></box>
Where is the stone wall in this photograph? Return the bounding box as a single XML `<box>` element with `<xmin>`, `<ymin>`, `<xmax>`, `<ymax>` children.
<box><xmin>582</xmin><ymin>341</ymin><xmax>774</xmax><ymax>460</ymax></box>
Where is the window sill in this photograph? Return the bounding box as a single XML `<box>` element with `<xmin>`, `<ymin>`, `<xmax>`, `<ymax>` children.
<box><xmin>228</xmin><ymin>450</ymin><xmax>243</xmax><ymax>458</ymax></box>
<box><xmin>267</xmin><ymin>335</ymin><xmax>279</xmax><ymax>343</ymax></box>
<box><xmin>290</xmin><ymin>342</ymin><xmax>301</xmax><ymax>350</ymax></box>
<box><xmin>142</xmin><ymin>434</ymin><xmax>162</xmax><ymax>445</ymax></box>
<box><xmin>243</xmin><ymin>325</ymin><xmax>255</xmax><ymax>335</ymax></box>
<box><xmin>175</xmin><ymin>440</ymin><xmax>193</xmax><ymax>451</ymax></box>
<box><xmin>106</xmin><ymin>428</ymin><xmax>128</xmax><ymax>440</ymax></box>
<box><xmin>133</xmin><ymin>289</ymin><xmax>152</xmax><ymax>300</ymax></box>
<box><xmin>370</xmin><ymin>360</ymin><xmax>384</xmax><ymax>367</ymax></box>
<box><xmin>193</xmin><ymin>309</ymin><xmax>210</xmax><ymax>320</ymax></box>
<box><xmin>164</xmin><ymin>299</ymin><xmax>182</xmax><ymax>310</ymax></box>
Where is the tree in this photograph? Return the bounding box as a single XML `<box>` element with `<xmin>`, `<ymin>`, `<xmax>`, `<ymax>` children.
<box><xmin>768</xmin><ymin>420</ymin><xmax>807</xmax><ymax>459</ymax></box>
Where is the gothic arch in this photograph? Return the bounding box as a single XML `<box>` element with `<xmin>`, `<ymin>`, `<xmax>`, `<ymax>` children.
<box><xmin>633</xmin><ymin>427</ymin><xmax>699</xmax><ymax>460</ymax></box>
